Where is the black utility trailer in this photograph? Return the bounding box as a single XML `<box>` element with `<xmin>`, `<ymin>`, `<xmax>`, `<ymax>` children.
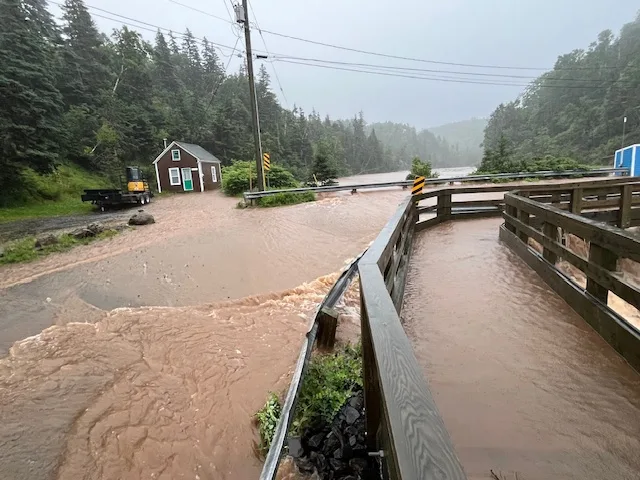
<box><xmin>81</xmin><ymin>188</ymin><xmax>151</xmax><ymax>211</ymax></box>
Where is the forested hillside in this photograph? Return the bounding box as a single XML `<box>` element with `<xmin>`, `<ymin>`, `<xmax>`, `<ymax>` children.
<box><xmin>483</xmin><ymin>12</ymin><xmax>640</xmax><ymax>165</ymax></box>
<box><xmin>0</xmin><ymin>0</ymin><xmax>399</xmax><ymax>207</ymax></box>
<box><xmin>429</xmin><ymin>118</ymin><xmax>487</xmax><ymax>163</ymax></box>
<box><xmin>368</xmin><ymin>122</ymin><xmax>478</xmax><ymax>168</ymax></box>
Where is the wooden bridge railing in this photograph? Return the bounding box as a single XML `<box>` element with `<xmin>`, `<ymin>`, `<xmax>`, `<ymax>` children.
<box><xmin>356</xmin><ymin>177</ymin><xmax>640</xmax><ymax>479</ymax></box>
<box><xmin>501</xmin><ymin>180</ymin><xmax>640</xmax><ymax>371</ymax></box>
<box><xmin>358</xmin><ymin>196</ymin><xmax>467</xmax><ymax>479</ymax></box>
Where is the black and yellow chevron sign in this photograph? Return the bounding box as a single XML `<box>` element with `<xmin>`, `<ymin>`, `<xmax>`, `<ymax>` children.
<box><xmin>411</xmin><ymin>176</ymin><xmax>425</xmax><ymax>195</ymax></box>
<box><xmin>263</xmin><ymin>152</ymin><xmax>271</xmax><ymax>171</ymax></box>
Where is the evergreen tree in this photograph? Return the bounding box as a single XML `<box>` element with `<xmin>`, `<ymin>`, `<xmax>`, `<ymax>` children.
<box><xmin>0</xmin><ymin>0</ymin><xmax>63</xmax><ymax>197</ymax></box>
<box><xmin>59</xmin><ymin>0</ymin><xmax>109</xmax><ymax>107</ymax></box>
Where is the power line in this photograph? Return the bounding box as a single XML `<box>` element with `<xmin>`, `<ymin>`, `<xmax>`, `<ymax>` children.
<box><xmin>49</xmin><ymin>0</ymin><xmax>240</xmax><ymax>56</ymax></box>
<box><xmin>271</xmin><ymin>59</ymin><xmax>615</xmax><ymax>89</ymax></box>
<box><xmin>267</xmin><ymin>54</ymin><xmax>626</xmax><ymax>85</ymax></box>
<box><xmin>247</xmin><ymin>0</ymin><xmax>289</xmax><ymax>106</ymax></box>
<box><xmin>167</xmin><ymin>0</ymin><xmax>626</xmax><ymax>73</ymax></box>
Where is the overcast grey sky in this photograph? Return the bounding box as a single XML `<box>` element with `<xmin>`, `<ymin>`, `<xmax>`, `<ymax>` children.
<box><xmin>50</xmin><ymin>0</ymin><xmax>638</xmax><ymax>128</ymax></box>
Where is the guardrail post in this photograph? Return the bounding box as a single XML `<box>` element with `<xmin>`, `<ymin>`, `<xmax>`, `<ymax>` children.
<box><xmin>505</xmin><ymin>203</ymin><xmax>517</xmax><ymax>234</ymax></box>
<box><xmin>618</xmin><ymin>184</ymin><xmax>632</xmax><ymax>228</ymax></box>
<box><xmin>316</xmin><ymin>307</ymin><xmax>338</xmax><ymax>350</ymax></box>
<box><xmin>586</xmin><ymin>243</ymin><xmax>618</xmax><ymax>304</ymax></box>
<box><xmin>360</xmin><ymin>297</ymin><xmax>381</xmax><ymax>452</ymax></box>
<box><xmin>517</xmin><ymin>208</ymin><xmax>530</xmax><ymax>243</ymax></box>
<box><xmin>542</xmin><ymin>222</ymin><xmax>559</xmax><ymax>264</ymax></box>
<box><xmin>437</xmin><ymin>192</ymin><xmax>451</xmax><ymax>221</ymax></box>
<box><xmin>570</xmin><ymin>188</ymin><xmax>583</xmax><ymax>214</ymax></box>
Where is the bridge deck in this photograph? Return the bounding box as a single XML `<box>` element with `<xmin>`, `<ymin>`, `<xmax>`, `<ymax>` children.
<box><xmin>401</xmin><ymin>217</ymin><xmax>640</xmax><ymax>480</ymax></box>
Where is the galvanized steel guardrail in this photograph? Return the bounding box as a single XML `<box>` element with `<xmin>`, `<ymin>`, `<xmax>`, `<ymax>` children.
<box><xmin>243</xmin><ymin>167</ymin><xmax>628</xmax><ymax>201</ymax></box>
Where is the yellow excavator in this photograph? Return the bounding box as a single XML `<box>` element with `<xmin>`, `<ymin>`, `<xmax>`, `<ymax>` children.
<box><xmin>81</xmin><ymin>166</ymin><xmax>153</xmax><ymax>211</ymax></box>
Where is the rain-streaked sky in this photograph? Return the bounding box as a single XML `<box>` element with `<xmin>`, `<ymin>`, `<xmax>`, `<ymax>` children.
<box><xmin>50</xmin><ymin>0</ymin><xmax>639</xmax><ymax>128</ymax></box>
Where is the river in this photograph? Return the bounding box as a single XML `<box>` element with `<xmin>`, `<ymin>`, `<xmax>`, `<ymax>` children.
<box><xmin>0</xmin><ymin>170</ymin><xmax>424</xmax><ymax>480</ymax></box>
<box><xmin>3</xmin><ymin>166</ymin><xmax>638</xmax><ymax>480</ymax></box>
<box><xmin>402</xmin><ymin>218</ymin><xmax>640</xmax><ymax>479</ymax></box>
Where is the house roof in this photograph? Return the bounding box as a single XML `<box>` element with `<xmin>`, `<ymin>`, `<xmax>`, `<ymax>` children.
<box><xmin>176</xmin><ymin>142</ymin><xmax>221</xmax><ymax>163</ymax></box>
<box><xmin>152</xmin><ymin>141</ymin><xmax>221</xmax><ymax>164</ymax></box>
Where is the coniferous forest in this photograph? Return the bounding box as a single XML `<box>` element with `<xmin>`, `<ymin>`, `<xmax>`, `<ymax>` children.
<box><xmin>0</xmin><ymin>0</ymin><xmax>468</xmax><ymax>207</ymax></box>
<box><xmin>482</xmin><ymin>13</ymin><xmax>640</xmax><ymax>166</ymax></box>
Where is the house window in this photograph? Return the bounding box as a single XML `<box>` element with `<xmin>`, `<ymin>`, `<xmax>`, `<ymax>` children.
<box><xmin>171</xmin><ymin>149</ymin><xmax>181</xmax><ymax>161</ymax></box>
<box><xmin>169</xmin><ymin>167</ymin><xmax>181</xmax><ymax>186</ymax></box>
<box><xmin>211</xmin><ymin>165</ymin><xmax>218</xmax><ymax>182</ymax></box>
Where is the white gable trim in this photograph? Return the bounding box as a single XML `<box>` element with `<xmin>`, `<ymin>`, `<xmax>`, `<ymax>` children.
<box><xmin>152</xmin><ymin>141</ymin><xmax>204</xmax><ymax>164</ymax></box>
<box><xmin>153</xmin><ymin>141</ymin><xmax>179</xmax><ymax>164</ymax></box>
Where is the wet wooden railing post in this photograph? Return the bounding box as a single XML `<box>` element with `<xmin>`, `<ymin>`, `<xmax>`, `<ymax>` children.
<box><xmin>436</xmin><ymin>191</ymin><xmax>452</xmax><ymax>221</ymax></box>
<box><xmin>586</xmin><ymin>243</ymin><xmax>618</xmax><ymax>304</ymax></box>
<box><xmin>316</xmin><ymin>307</ymin><xmax>338</xmax><ymax>350</ymax></box>
<box><xmin>570</xmin><ymin>187</ymin><xmax>583</xmax><ymax>214</ymax></box>
<box><xmin>618</xmin><ymin>184</ymin><xmax>632</xmax><ymax>228</ymax></box>
<box><xmin>541</xmin><ymin>222</ymin><xmax>559</xmax><ymax>264</ymax></box>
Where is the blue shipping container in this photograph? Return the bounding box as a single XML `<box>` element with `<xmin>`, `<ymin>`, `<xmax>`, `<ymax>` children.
<box><xmin>614</xmin><ymin>144</ymin><xmax>640</xmax><ymax>176</ymax></box>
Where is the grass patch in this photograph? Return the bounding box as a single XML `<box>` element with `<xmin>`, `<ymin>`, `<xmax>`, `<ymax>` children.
<box><xmin>257</xmin><ymin>191</ymin><xmax>316</xmax><ymax>208</ymax></box>
<box><xmin>0</xmin><ymin>163</ymin><xmax>110</xmax><ymax>223</ymax></box>
<box><xmin>0</xmin><ymin>229</ymin><xmax>119</xmax><ymax>265</ymax></box>
<box><xmin>255</xmin><ymin>343</ymin><xmax>362</xmax><ymax>453</ymax></box>
<box><xmin>0</xmin><ymin>197</ymin><xmax>95</xmax><ymax>223</ymax></box>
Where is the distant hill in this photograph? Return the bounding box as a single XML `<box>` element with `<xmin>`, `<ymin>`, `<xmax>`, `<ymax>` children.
<box><xmin>368</xmin><ymin>120</ymin><xmax>483</xmax><ymax>168</ymax></box>
<box><xmin>428</xmin><ymin>118</ymin><xmax>488</xmax><ymax>165</ymax></box>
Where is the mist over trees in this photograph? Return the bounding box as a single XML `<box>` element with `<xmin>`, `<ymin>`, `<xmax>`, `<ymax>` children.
<box><xmin>483</xmin><ymin>12</ymin><xmax>640</xmax><ymax>166</ymax></box>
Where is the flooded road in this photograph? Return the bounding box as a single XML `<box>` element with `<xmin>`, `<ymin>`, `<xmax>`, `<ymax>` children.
<box><xmin>402</xmin><ymin>219</ymin><xmax>640</xmax><ymax>479</ymax></box>
<box><xmin>0</xmin><ymin>172</ymin><xmax>410</xmax><ymax>480</ymax></box>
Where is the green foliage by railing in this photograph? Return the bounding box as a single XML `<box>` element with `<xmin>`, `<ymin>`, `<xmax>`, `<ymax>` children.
<box><xmin>222</xmin><ymin>161</ymin><xmax>299</xmax><ymax>196</ymax></box>
<box><xmin>406</xmin><ymin>156</ymin><xmax>439</xmax><ymax>180</ymax></box>
<box><xmin>256</xmin><ymin>191</ymin><xmax>316</xmax><ymax>207</ymax></box>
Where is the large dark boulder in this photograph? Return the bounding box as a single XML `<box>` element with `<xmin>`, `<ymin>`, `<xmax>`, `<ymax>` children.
<box><xmin>35</xmin><ymin>234</ymin><xmax>58</xmax><ymax>249</ymax></box>
<box><xmin>128</xmin><ymin>212</ymin><xmax>155</xmax><ymax>226</ymax></box>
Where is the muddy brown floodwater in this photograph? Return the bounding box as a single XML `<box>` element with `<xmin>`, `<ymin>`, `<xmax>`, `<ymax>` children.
<box><xmin>402</xmin><ymin>218</ymin><xmax>640</xmax><ymax>480</ymax></box>
<box><xmin>0</xmin><ymin>173</ymin><xmax>409</xmax><ymax>480</ymax></box>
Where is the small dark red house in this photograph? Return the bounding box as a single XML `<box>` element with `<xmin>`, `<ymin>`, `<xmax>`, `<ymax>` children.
<box><xmin>153</xmin><ymin>141</ymin><xmax>222</xmax><ymax>193</ymax></box>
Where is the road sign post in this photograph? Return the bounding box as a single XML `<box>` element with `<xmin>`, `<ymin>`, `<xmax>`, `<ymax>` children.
<box><xmin>411</xmin><ymin>176</ymin><xmax>425</xmax><ymax>196</ymax></box>
<box><xmin>263</xmin><ymin>153</ymin><xmax>271</xmax><ymax>189</ymax></box>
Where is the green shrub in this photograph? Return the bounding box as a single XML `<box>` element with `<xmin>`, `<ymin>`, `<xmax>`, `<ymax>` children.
<box><xmin>406</xmin><ymin>156</ymin><xmax>438</xmax><ymax>180</ymax></box>
<box><xmin>255</xmin><ymin>392</ymin><xmax>282</xmax><ymax>454</ymax></box>
<box><xmin>292</xmin><ymin>343</ymin><xmax>362</xmax><ymax>435</ymax></box>
<box><xmin>257</xmin><ymin>191</ymin><xmax>316</xmax><ymax>208</ymax></box>
<box><xmin>222</xmin><ymin>161</ymin><xmax>299</xmax><ymax>196</ymax></box>
<box><xmin>254</xmin><ymin>343</ymin><xmax>363</xmax><ymax>451</ymax></box>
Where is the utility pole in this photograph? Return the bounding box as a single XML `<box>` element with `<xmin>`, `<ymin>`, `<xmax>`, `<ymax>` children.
<box><xmin>621</xmin><ymin>115</ymin><xmax>627</xmax><ymax>151</ymax></box>
<box><xmin>236</xmin><ymin>1</ymin><xmax>265</xmax><ymax>191</ymax></box>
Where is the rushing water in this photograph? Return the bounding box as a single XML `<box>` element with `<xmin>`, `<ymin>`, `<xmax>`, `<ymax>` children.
<box><xmin>402</xmin><ymin>218</ymin><xmax>640</xmax><ymax>480</ymax></box>
<box><xmin>0</xmin><ymin>171</ymin><xmax>412</xmax><ymax>480</ymax></box>
<box><xmin>3</xmin><ymin>168</ymin><xmax>638</xmax><ymax>480</ymax></box>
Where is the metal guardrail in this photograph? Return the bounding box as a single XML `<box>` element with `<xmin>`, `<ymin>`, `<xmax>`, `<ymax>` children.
<box><xmin>259</xmin><ymin>250</ymin><xmax>365</xmax><ymax>480</ymax></box>
<box><xmin>243</xmin><ymin>168</ymin><xmax>629</xmax><ymax>201</ymax></box>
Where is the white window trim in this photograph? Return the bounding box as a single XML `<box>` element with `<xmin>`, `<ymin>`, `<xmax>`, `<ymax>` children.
<box><xmin>168</xmin><ymin>167</ymin><xmax>181</xmax><ymax>186</ymax></box>
<box><xmin>211</xmin><ymin>165</ymin><xmax>218</xmax><ymax>182</ymax></box>
<box><xmin>171</xmin><ymin>149</ymin><xmax>181</xmax><ymax>161</ymax></box>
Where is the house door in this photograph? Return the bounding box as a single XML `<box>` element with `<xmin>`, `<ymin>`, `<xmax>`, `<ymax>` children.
<box><xmin>181</xmin><ymin>168</ymin><xmax>194</xmax><ymax>191</ymax></box>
